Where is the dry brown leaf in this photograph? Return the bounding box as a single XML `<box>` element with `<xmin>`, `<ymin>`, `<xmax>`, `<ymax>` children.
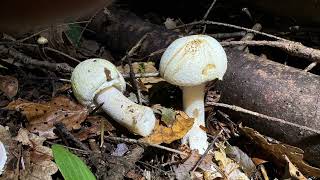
<box><xmin>6</xmin><ymin>96</ymin><xmax>88</xmax><ymax>139</ymax></box>
<box><xmin>225</xmin><ymin>144</ymin><xmax>256</xmax><ymax>177</ymax></box>
<box><xmin>117</xmin><ymin>62</ymin><xmax>158</xmax><ymax>74</ymax></box>
<box><xmin>142</xmin><ymin>111</ymin><xmax>194</xmax><ymax>144</ymax></box>
<box><xmin>283</xmin><ymin>155</ymin><xmax>307</xmax><ymax>180</ymax></box>
<box><xmin>126</xmin><ymin>170</ymin><xmax>145</xmax><ymax>180</ymax></box>
<box><xmin>174</xmin><ymin>151</ymin><xmax>218</xmax><ymax>180</ymax></box>
<box><xmin>0</xmin><ymin>127</ymin><xmax>58</xmax><ymax>180</ymax></box>
<box><xmin>251</xmin><ymin>157</ymin><xmax>268</xmax><ymax>166</ymax></box>
<box><xmin>214</xmin><ymin>143</ymin><xmax>249</xmax><ymax>180</ymax></box>
<box><xmin>117</xmin><ymin>62</ymin><xmax>163</xmax><ymax>91</ymax></box>
<box><xmin>16</xmin><ymin>128</ymin><xmax>58</xmax><ymax>180</ymax></box>
<box><xmin>0</xmin><ymin>75</ymin><xmax>18</xmax><ymax>98</ymax></box>
<box><xmin>240</xmin><ymin>126</ymin><xmax>320</xmax><ymax>177</ymax></box>
<box><xmin>139</xmin><ymin>77</ymin><xmax>165</xmax><ymax>91</ymax></box>
<box><xmin>74</xmin><ymin>115</ymin><xmax>115</xmax><ymax>141</ymax></box>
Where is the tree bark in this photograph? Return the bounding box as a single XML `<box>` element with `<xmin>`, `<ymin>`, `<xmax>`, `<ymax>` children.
<box><xmin>89</xmin><ymin>8</ymin><xmax>320</xmax><ymax>167</ymax></box>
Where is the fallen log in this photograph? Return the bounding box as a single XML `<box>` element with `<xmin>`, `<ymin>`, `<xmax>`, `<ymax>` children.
<box><xmin>89</xmin><ymin>8</ymin><xmax>320</xmax><ymax>167</ymax></box>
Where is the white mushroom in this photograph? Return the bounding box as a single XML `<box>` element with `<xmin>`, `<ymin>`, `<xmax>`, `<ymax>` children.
<box><xmin>71</xmin><ymin>58</ymin><xmax>156</xmax><ymax>136</ymax></box>
<box><xmin>0</xmin><ymin>141</ymin><xmax>7</xmax><ymax>175</ymax></box>
<box><xmin>159</xmin><ymin>35</ymin><xmax>227</xmax><ymax>154</ymax></box>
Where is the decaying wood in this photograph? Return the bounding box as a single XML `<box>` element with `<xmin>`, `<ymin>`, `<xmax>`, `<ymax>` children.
<box><xmin>89</xmin><ymin>8</ymin><xmax>320</xmax><ymax>167</ymax></box>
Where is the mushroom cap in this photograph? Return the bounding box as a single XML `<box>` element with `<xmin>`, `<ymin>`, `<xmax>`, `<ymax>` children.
<box><xmin>159</xmin><ymin>35</ymin><xmax>227</xmax><ymax>86</ymax></box>
<box><xmin>71</xmin><ymin>58</ymin><xmax>126</xmax><ymax>108</ymax></box>
<box><xmin>0</xmin><ymin>141</ymin><xmax>6</xmax><ymax>175</ymax></box>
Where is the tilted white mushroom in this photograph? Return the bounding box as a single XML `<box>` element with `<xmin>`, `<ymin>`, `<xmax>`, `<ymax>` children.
<box><xmin>71</xmin><ymin>58</ymin><xmax>156</xmax><ymax>136</ymax></box>
<box><xmin>0</xmin><ymin>141</ymin><xmax>7</xmax><ymax>175</ymax></box>
<box><xmin>160</xmin><ymin>35</ymin><xmax>227</xmax><ymax>154</ymax></box>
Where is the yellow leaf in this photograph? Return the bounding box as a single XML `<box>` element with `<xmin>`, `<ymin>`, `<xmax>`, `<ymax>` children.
<box><xmin>142</xmin><ymin>111</ymin><xmax>194</xmax><ymax>144</ymax></box>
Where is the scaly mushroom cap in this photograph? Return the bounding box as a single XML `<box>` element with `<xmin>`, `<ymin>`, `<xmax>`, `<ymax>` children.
<box><xmin>159</xmin><ymin>35</ymin><xmax>227</xmax><ymax>86</ymax></box>
<box><xmin>71</xmin><ymin>58</ymin><xmax>126</xmax><ymax>108</ymax></box>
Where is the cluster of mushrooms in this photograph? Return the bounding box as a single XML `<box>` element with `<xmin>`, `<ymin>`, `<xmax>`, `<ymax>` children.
<box><xmin>71</xmin><ymin>34</ymin><xmax>228</xmax><ymax>154</ymax></box>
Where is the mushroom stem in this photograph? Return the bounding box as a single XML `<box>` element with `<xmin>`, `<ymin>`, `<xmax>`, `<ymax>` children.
<box><xmin>181</xmin><ymin>84</ymin><xmax>209</xmax><ymax>154</ymax></box>
<box><xmin>95</xmin><ymin>87</ymin><xmax>156</xmax><ymax>137</ymax></box>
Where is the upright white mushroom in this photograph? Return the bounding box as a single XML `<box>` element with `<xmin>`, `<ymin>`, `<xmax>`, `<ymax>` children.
<box><xmin>159</xmin><ymin>35</ymin><xmax>227</xmax><ymax>154</ymax></box>
<box><xmin>71</xmin><ymin>58</ymin><xmax>156</xmax><ymax>136</ymax></box>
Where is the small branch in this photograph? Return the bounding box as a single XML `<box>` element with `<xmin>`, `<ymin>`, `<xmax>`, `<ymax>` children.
<box><xmin>105</xmin><ymin>136</ymin><xmax>188</xmax><ymax>156</ymax></box>
<box><xmin>0</xmin><ymin>46</ymin><xmax>73</xmax><ymax>73</ymax></box>
<box><xmin>172</xmin><ymin>20</ymin><xmax>287</xmax><ymax>41</ymax></box>
<box><xmin>237</xmin><ymin>23</ymin><xmax>262</xmax><ymax>51</ymax></box>
<box><xmin>202</xmin><ymin>0</ymin><xmax>218</xmax><ymax>33</ymax></box>
<box><xmin>122</xmin><ymin>72</ymin><xmax>159</xmax><ymax>79</ymax></box>
<box><xmin>191</xmin><ymin>129</ymin><xmax>223</xmax><ymax>172</ymax></box>
<box><xmin>304</xmin><ymin>62</ymin><xmax>318</xmax><ymax>72</ymax></box>
<box><xmin>207</xmin><ymin>102</ymin><xmax>320</xmax><ymax>134</ymax></box>
<box><xmin>209</xmin><ymin>32</ymin><xmax>247</xmax><ymax>39</ymax></box>
<box><xmin>0</xmin><ymin>41</ymin><xmax>80</xmax><ymax>63</ymax></box>
<box><xmin>121</xmin><ymin>34</ymin><xmax>150</xmax><ymax>104</ymax></box>
<box><xmin>220</xmin><ymin>40</ymin><xmax>320</xmax><ymax>63</ymax></box>
<box><xmin>54</xmin><ymin>122</ymin><xmax>90</xmax><ymax>151</ymax></box>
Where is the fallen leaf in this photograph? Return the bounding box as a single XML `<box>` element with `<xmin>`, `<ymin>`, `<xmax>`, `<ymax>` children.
<box><xmin>117</xmin><ymin>62</ymin><xmax>163</xmax><ymax>91</ymax></box>
<box><xmin>139</xmin><ymin>77</ymin><xmax>165</xmax><ymax>91</ymax></box>
<box><xmin>142</xmin><ymin>111</ymin><xmax>194</xmax><ymax>144</ymax></box>
<box><xmin>152</xmin><ymin>104</ymin><xmax>176</xmax><ymax>126</ymax></box>
<box><xmin>214</xmin><ymin>143</ymin><xmax>249</xmax><ymax>180</ymax></box>
<box><xmin>282</xmin><ymin>155</ymin><xmax>307</xmax><ymax>180</ymax></box>
<box><xmin>117</xmin><ymin>62</ymin><xmax>158</xmax><ymax>75</ymax></box>
<box><xmin>0</xmin><ymin>75</ymin><xmax>18</xmax><ymax>98</ymax></box>
<box><xmin>6</xmin><ymin>96</ymin><xmax>88</xmax><ymax>139</ymax></box>
<box><xmin>164</xmin><ymin>18</ymin><xmax>177</xmax><ymax>29</ymax></box>
<box><xmin>240</xmin><ymin>126</ymin><xmax>320</xmax><ymax>177</ymax></box>
<box><xmin>174</xmin><ymin>151</ymin><xmax>219</xmax><ymax>180</ymax></box>
<box><xmin>225</xmin><ymin>143</ymin><xmax>256</xmax><ymax>177</ymax></box>
<box><xmin>0</xmin><ymin>64</ymin><xmax>7</xmax><ymax>69</ymax></box>
<box><xmin>111</xmin><ymin>143</ymin><xmax>129</xmax><ymax>157</ymax></box>
<box><xmin>251</xmin><ymin>157</ymin><xmax>268</xmax><ymax>166</ymax></box>
<box><xmin>74</xmin><ymin>115</ymin><xmax>115</xmax><ymax>141</ymax></box>
<box><xmin>2</xmin><ymin>128</ymin><xmax>58</xmax><ymax>180</ymax></box>
<box><xmin>126</xmin><ymin>170</ymin><xmax>145</xmax><ymax>180</ymax></box>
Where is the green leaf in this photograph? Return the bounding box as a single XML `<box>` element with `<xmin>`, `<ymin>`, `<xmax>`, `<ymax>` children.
<box><xmin>66</xmin><ymin>24</ymin><xmax>82</xmax><ymax>47</ymax></box>
<box><xmin>52</xmin><ymin>144</ymin><xmax>96</xmax><ymax>180</ymax></box>
<box><xmin>0</xmin><ymin>64</ymin><xmax>7</xmax><ymax>69</ymax></box>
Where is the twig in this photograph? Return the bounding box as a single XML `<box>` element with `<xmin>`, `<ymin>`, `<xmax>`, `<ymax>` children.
<box><xmin>0</xmin><ymin>46</ymin><xmax>73</xmax><ymax>73</ymax></box>
<box><xmin>304</xmin><ymin>62</ymin><xmax>318</xmax><ymax>72</ymax></box>
<box><xmin>237</xmin><ymin>23</ymin><xmax>262</xmax><ymax>51</ymax></box>
<box><xmin>191</xmin><ymin>130</ymin><xmax>223</xmax><ymax>172</ymax></box>
<box><xmin>121</xmin><ymin>34</ymin><xmax>150</xmax><ymax>104</ymax></box>
<box><xmin>105</xmin><ymin>136</ymin><xmax>188</xmax><ymax>156</ymax></box>
<box><xmin>128</xmin><ymin>58</ymin><xmax>143</xmax><ymax>104</ymax></box>
<box><xmin>54</xmin><ymin>122</ymin><xmax>90</xmax><ymax>151</ymax></box>
<box><xmin>77</xmin><ymin>10</ymin><xmax>100</xmax><ymax>45</ymax></box>
<box><xmin>46</xmin><ymin>141</ymin><xmax>91</xmax><ymax>154</ymax></box>
<box><xmin>0</xmin><ymin>41</ymin><xmax>80</xmax><ymax>63</ymax></box>
<box><xmin>171</xmin><ymin>20</ymin><xmax>287</xmax><ymax>41</ymax></box>
<box><xmin>44</xmin><ymin>47</ymin><xmax>80</xmax><ymax>63</ymax></box>
<box><xmin>207</xmin><ymin>102</ymin><xmax>320</xmax><ymax>134</ymax></box>
<box><xmin>122</xmin><ymin>72</ymin><xmax>159</xmax><ymax>79</ymax></box>
<box><xmin>202</xmin><ymin>0</ymin><xmax>218</xmax><ymax>33</ymax></box>
<box><xmin>209</xmin><ymin>32</ymin><xmax>247</xmax><ymax>39</ymax></box>
<box><xmin>220</xmin><ymin>40</ymin><xmax>320</xmax><ymax>63</ymax></box>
